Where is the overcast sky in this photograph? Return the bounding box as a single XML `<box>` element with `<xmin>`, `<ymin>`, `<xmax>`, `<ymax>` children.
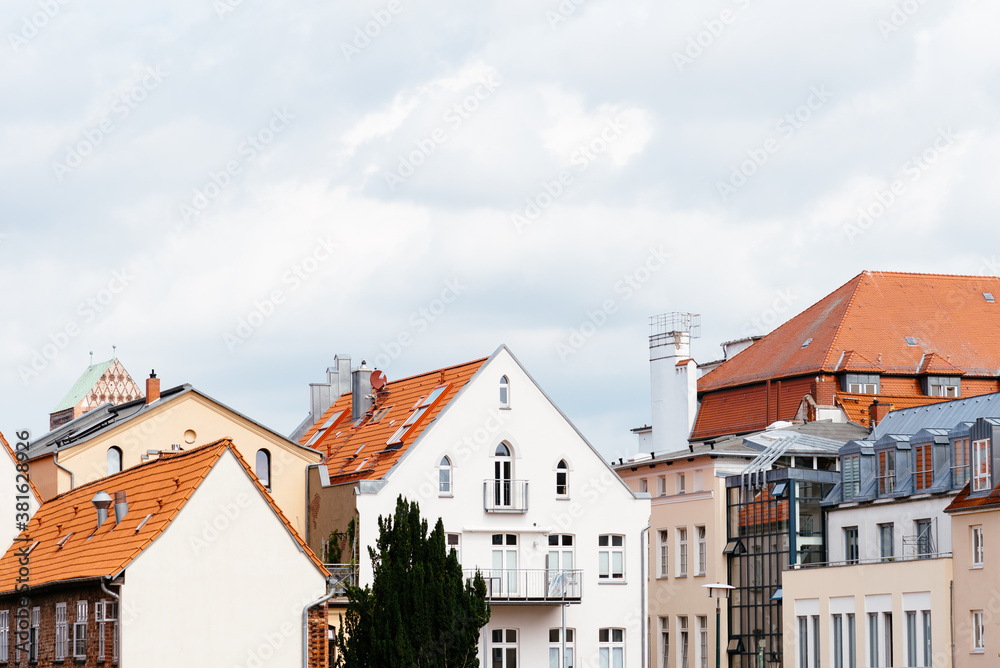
<box><xmin>3</xmin><ymin>0</ymin><xmax>998</xmax><ymax>462</ymax></box>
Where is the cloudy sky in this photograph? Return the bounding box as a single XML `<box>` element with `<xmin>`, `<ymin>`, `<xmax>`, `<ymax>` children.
<box><xmin>3</xmin><ymin>0</ymin><xmax>998</xmax><ymax>461</ymax></box>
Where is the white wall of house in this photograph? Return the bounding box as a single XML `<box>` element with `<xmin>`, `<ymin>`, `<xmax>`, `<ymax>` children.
<box><xmin>356</xmin><ymin>347</ymin><xmax>651</xmax><ymax>668</ymax></box>
<box><xmin>123</xmin><ymin>449</ymin><xmax>327</xmax><ymax>668</ymax></box>
<box><xmin>826</xmin><ymin>497</ymin><xmax>954</xmax><ymax>562</ymax></box>
<box><xmin>0</xmin><ymin>436</ymin><xmax>40</xmax><ymax>553</ymax></box>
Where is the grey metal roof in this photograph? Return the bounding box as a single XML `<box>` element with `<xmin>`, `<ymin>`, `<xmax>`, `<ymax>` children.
<box><xmin>872</xmin><ymin>392</ymin><xmax>1000</xmax><ymax>438</ymax></box>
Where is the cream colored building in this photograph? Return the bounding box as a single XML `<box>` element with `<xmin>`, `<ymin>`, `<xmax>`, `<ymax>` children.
<box><xmin>27</xmin><ymin>376</ymin><xmax>321</xmax><ymax>536</ymax></box>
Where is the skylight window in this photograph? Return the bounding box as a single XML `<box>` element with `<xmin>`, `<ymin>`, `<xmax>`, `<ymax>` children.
<box><xmin>420</xmin><ymin>386</ymin><xmax>448</xmax><ymax>407</ymax></box>
<box><xmin>801</xmin><ymin>338</ymin><xmax>813</xmax><ymax>348</ymax></box>
<box><xmin>57</xmin><ymin>533</ymin><xmax>74</xmax><ymax>549</ymax></box>
<box><xmin>985</xmin><ymin>293</ymin><xmax>995</xmax><ymax>303</ymax></box>
<box><xmin>354</xmin><ymin>458</ymin><xmax>370</xmax><ymax>472</ymax></box>
<box><xmin>905</xmin><ymin>336</ymin><xmax>918</xmax><ymax>346</ymax></box>
<box><xmin>354</xmin><ymin>443</ymin><xmax>366</xmax><ymax>456</ymax></box>
<box><xmin>386</xmin><ymin>384</ymin><xmax>451</xmax><ymax>446</ymax></box>
<box><xmin>371</xmin><ymin>406</ymin><xmax>393</xmax><ymax>423</ymax></box>
<box><xmin>305</xmin><ymin>410</ymin><xmax>345</xmax><ymax>446</ymax></box>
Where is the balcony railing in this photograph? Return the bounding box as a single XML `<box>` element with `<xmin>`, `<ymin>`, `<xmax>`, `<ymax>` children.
<box><xmin>787</xmin><ymin>552</ymin><xmax>952</xmax><ymax>570</ymax></box>
<box><xmin>465</xmin><ymin>569</ymin><xmax>582</xmax><ymax>604</ymax></box>
<box><xmin>325</xmin><ymin>563</ymin><xmax>358</xmax><ymax>595</ymax></box>
<box><xmin>483</xmin><ymin>479</ymin><xmax>529</xmax><ymax>513</ymax></box>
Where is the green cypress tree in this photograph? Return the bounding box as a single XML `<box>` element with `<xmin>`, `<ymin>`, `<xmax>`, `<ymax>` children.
<box><xmin>335</xmin><ymin>496</ymin><xmax>490</xmax><ymax>667</ymax></box>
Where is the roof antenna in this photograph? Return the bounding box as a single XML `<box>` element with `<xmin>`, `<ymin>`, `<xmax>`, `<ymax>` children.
<box><xmin>112</xmin><ymin>344</ymin><xmax>117</xmax><ymax>359</ymax></box>
<box><xmin>89</xmin><ymin>350</ymin><xmax>94</xmax><ymax>365</ymax></box>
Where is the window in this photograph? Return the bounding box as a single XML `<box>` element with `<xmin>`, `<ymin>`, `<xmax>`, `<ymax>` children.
<box><xmin>386</xmin><ymin>384</ymin><xmax>450</xmax><ymax>445</ymax></box>
<box><xmin>868</xmin><ymin>613</ymin><xmax>879</xmax><ymax>667</ymax></box>
<box><xmin>370</xmin><ymin>405</ymin><xmax>392</xmax><ymax>423</ymax></box>
<box><xmin>926</xmin><ymin>376</ymin><xmax>961</xmax><ymax>397</ymax></box>
<box><xmin>658</xmin><ymin>530</ymin><xmax>669</xmax><ymax>578</ymax></box>
<box><xmin>549</xmin><ymin>628</ymin><xmax>574</xmax><ymax>668</ymax></box>
<box><xmin>973</xmin><ymin>438</ymin><xmax>991</xmax><ymax>492</ymax></box>
<box><xmin>843</xmin><ymin>455</ymin><xmax>860</xmax><ymax>499</ymax></box>
<box><xmin>499</xmin><ymin>376</ymin><xmax>509</xmax><ymax>407</ymax></box>
<box><xmin>107</xmin><ymin>446</ymin><xmax>123</xmax><ymax>475</ymax></box>
<box><xmin>832</xmin><ymin>614</ymin><xmax>843</xmax><ymax>668</ymax></box>
<box><xmin>847</xmin><ymin>614</ymin><xmax>856</xmax><ymax>668</ymax></box>
<box><xmin>698</xmin><ymin>616</ymin><xmax>708</xmax><ymax>668</ymax></box>
<box><xmin>677</xmin><ymin>528</ymin><xmax>688</xmax><ymax>577</ymax></box>
<box><xmin>493</xmin><ymin>443</ymin><xmax>513</xmax><ymax>508</ymax></box>
<box><xmin>813</xmin><ymin>615</ymin><xmax>821</xmax><ymax>668</ymax></box>
<box><xmin>491</xmin><ymin>629</ymin><xmax>518</xmax><ymax>668</ymax></box>
<box><xmin>492</xmin><ymin>534</ymin><xmax>518</xmax><ymax>595</ymax></box>
<box><xmin>556</xmin><ymin>460</ymin><xmax>568</xmax><ymax>497</ymax></box>
<box><xmin>799</xmin><ymin>616</ymin><xmax>809</xmax><ymax>668</ymax></box>
<box><xmin>844</xmin><ymin>373</ymin><xmax>879</xmax><ymax>394</ymax></box>
<box><xmin>954</xmin><ymin>438</ymin><xmax>971</xmax><ymax>487</ymax></box>
<box><xmin>677</xmin><ymin>473</ymin><xmax>686</xmax><ymax>494</ymax></box>
<box><xmin>973</xmin><ymin>526</ymin><xmax>984</xmax><ymax>567</ymax></box>
<box><xmin>0</xmin><ymin>610</ymin><xmax>7</xmax><ymax>662</ymax></box>
<box><xmin>878</xmin><ymin>450</ymin><xmax>896</xmax><ymax>494</ymax></box>
<box><xmin>547</xmin><ymin>534</ymin><xmax>574</xmax><ymax>576</ymax></box>
<box><xmin>658</xmin><ymin>476</ymin><xmax>667</xmax><ymax>497</ymax></box>
<box><xmin>884</xmin><ymin>613</ymin><xmax>894</xmax><ymax>667</ymax></box>
<box><xmin>879</xmin><ymin>523</ymin><xmax>894</xmax><ymax>561</ymax></box>
<box><xmin>255</xmin><ymin>449</ymin><xmax>271</xmax><ymax>488</ymax></box>
<box><xmin>915</xmin><ymin>519</ymin><xmax>934</xmax><ymax>557</ymax></box>
<box><xmin>29</xmin><ymin>606</ymin><xmax>39</xmax><ymax>661</ymax></box>
<box><xmin>906</xmin><ymin>612</ymin><xmax>917</xmax><ymax>667</ymax></box>
<box><xmin>696</xmin><ymin>526</ymin><xmax>707</xmax><ymax>576</ymax></box>
<box><xmin>599</xmin><ymin>628</ymin><xmax>625</xmax><ymax>668</ymax></box>
<box><xmin>304</xmin><ymin>410</ymin><xmax>345</xmax><ymax>446</ymax></box>
<box><xmin>845</xmin><ymin>527</ymin><xmax>859</xmax><ymax>564</ymax></box>
<box><xmin>922</xmin><ymin>611</ymin><xmax>931</xmax><ymax>666</ymax></box>
<box><xmin>599</xmin><ymin>535</ymin><xmax>624</xmax><ymax>580</ymax></box>
<box><xmin>438</xmin><ymin>456</ymin><xmax>453</xmax><ymax>495</ymax></box>
<box><xmin>973</xmin><ymin>610</ymin><xmax>985</xmax><ymax>652</ymax></box>
<box><xmin>447</xmin><ymin>533</ymin><xmax>461</xmax><ymax>563</ymax></box>
<box><xmin>73</xmin><ymin>600</ymin><xmax>88</xmax><ymax>659</ymax></box>
<box><xmin>640</xmin><ymin>478</ymin><xmax>648</xmax><ymax>493</ymax></box>
<box><xmin>96</xmin><ymin>599</ymin><xmax>117</xmax><ymax>661</ymax></box>
<box><xmin>55</xmin><ymin>602</ymin><xmax>68</xmax><ymax>660</ymax></box>
<box><xmin>660</xmin><ymin>617</ymin><xmax>670</xmax><ymax>668</ymax></box>
<box><xmin>914</xmin><ymin>443</ymin><xmax>933</xmax><ymax>491</ymax></box>
<box><xmin>679</xmin><ymin>617</ymin><xmax>689</xmax><ymax>668</ymax></box>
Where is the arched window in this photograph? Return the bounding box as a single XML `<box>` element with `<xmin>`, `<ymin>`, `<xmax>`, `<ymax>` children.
<box><xmin>256</xmin><ymin>449</ymin><xmax>271</xmax><ymax>489</ymax></box>
<box><xmin>556</xmin><ymin>459</ymin><xmax>569</xmax><ymax>497</ymax></box>
<box><xmin>439</xmin><ymin>456</ymin><xmax>453</xmax><ymax>495</ymax></box>
<box><xmin>494</xmin><ymin>443</ymin><xmax>513</xmax><ymax>507</ymax></box>
<box><xmin>107</xmin><ymin>447</ymin><xmax>123</xmax><ymax>476</ymax></box>
<box><xmin>499</xmin><ymin>376</ymin><xmax>510</xmax><ymax>407</ymax></box>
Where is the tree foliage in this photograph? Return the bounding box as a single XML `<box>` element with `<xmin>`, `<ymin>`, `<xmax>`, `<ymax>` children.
<box><xmin>335</xmin><ymin>496</ymin><xmax>490</xmax><ymax>668</ymax></box>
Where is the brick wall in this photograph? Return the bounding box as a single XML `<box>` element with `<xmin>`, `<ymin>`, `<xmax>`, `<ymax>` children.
<box><xmin>0</xmin><ymin>582</ymin><xmax>118</xmax><ymax>668</ymax></box>
<box><xmin>307</xmin><ymin>602</ymin><xmax>328</xmax><ymax>668</ymax></box>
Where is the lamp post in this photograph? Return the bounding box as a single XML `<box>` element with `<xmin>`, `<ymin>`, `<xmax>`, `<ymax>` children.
<box><xmin>703</xmin><ymin>583</ymin><xmax>735</xmax><ymax>668</ymax></box>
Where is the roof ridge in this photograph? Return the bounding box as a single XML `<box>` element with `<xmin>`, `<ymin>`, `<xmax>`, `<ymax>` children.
<box><xmin>381</xmin><ymin>356</ymin><xmax>489</xmax><ymax>386</ymax></box>
<box><xmin>863</xmin><ymin>270</ymin><xmax>1000</xmax><ymax>281</ymax></box>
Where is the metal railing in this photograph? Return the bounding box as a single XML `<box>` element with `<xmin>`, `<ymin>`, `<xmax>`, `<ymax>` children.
<box><xmin>465</xmin><ymin>569</ymin><xmax>582</xmax><ymax>603</ymax></box>
<box><xmin>483</xmin><ymin>480</ymin><xmax>529</xmax><ymax>513</ymax></box>
<box><xmin>325</xmin><ymin>563</ymin><xmax>358</xmax><ymax>595</ymax></box>
<box><xmin>787</xmin><ymin>552</ymin><xmax>952</xmax><ymax>570</ymax></box>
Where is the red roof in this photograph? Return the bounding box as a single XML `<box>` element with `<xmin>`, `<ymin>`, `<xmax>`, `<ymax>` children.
<box><xmin>835</xmin><ymin>393</ymin><xmax>943</xmax><ymax>427</ymax></box>
<box><xmin>945</xmin><ymin>482</ymin><xmax>1000</xmax><ymax>512</ymax></box>
<box><xmin>300</xmin><ymin>358</ymin><xmax>487</xmax><ymax>483</ymax></box>
<box><xmin>699</xmin><ymin>271</ymin><xmax>1000</xmax><ymax>393</ymax></box>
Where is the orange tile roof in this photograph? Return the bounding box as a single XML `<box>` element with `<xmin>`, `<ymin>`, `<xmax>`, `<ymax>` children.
<box><xmin>0</xmin><ymin>438</ymin><xmax>325</xmax><ymax>593</ymax></box>
<box><xmin>918</xmin><ymin>352</ymin><xmax>963</xmax><ymax>375</ymax></box>
<box><xmin>839</xmin><ymin>351</ymin><xmax>883</xmax><ymax>373</ymax></box>
<box><xmin>301</xmin><ymin>358</ymin><xmax>488</xmax><ymax>483</ymax></box>
<box><xmin>699</xmin><ymin>271</ymin><xmax>1000</xmax><ymax>393</ymax></box>
<box><xmin>945</xmin><ymin>482</ymin><xmax>1000</xmax><ymax>511</ymax></box>
<box><xmin>834</xmin><ymin>392</ymin><xmax>943</xmax><ymax>428</ymax></box>
<box><xmin>1</xmin><ymin>430</ymin><xmax>41</xmax><ymax>504</ymax></box>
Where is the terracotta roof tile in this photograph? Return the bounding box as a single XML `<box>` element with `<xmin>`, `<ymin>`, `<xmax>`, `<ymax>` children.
<box><xmin>300</xmin><ymin>358</ymin><xmax>487</xmax><ymax>482</ymax></box>
<box><xmin>918</xmin><ymin>352</ymin><xmax>964</xmax><ymax>375</ymax></box>
<box><xmin>0</xmin><ymin>438</ymin><xmax>325</xmax><ymax>593</ymax></box>
<box><xmin>838</xmin><ymin>351</ymin><xmax>883</xmax><ymax>373</ymax></box>
<box><xmin>834</xmin><ymin>392</ymin><xmax>943</xmax><ymax>427</ymax></box>
<box><xmin>945</xmin><ymin>482</ymin><xmax>1000</xmax><ymax>511</ymax></box>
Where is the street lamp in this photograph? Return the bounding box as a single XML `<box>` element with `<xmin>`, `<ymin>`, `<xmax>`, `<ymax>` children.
<box><xmin>703</xmin><ymin>583</ymin><xmax>735</xmax><ymax>668</ymax></box>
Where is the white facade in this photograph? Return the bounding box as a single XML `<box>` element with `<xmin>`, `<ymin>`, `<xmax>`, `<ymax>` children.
<box><xmin>0</xmin><ymin>433</ymin><xmax>40</xmax><ymax>553</ymax></box>
<box><xmin>123</xmin><ymin>449</ymin><xmax>328</xmax><ymax>668</ymax></box>
<box><xmin>356</xmin><ymin>347</ymin><xmax>651</xmax><ymax>668</ymax></box>
<box><xmin>650</xmin><ymin>331</ymin><xmax>698</xmax><ymax>454</ymax></box>
<box><xmin>826</xmin><ymin>497</ymin><xmax>953</xmax><ymax>563</ymax></box>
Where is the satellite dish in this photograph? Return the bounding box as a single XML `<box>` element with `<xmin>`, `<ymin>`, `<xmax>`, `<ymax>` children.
<box><xmin>371</xmin><ymin>370</ymin><xmax>387</xmax><ymax>390</ymax></box>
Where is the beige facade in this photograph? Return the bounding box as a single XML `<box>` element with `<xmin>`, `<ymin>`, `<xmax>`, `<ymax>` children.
<box><xmin>948</xmin><ymin>506</ymin><xmax>1000</xmax><ymax>668</ymax></box>
<box><xmin>782</xmin><ymin>556</ymin><xmax>952</xmax><ymax>668</ymax></box>
<box><xmin>29</xmin><ymin>389</ymin><xmax>321</xmax><ymax>536</ymax></box>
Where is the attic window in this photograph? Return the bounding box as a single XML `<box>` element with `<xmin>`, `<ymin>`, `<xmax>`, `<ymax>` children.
<box><xmin>135</xmin><ymin>514</ymin><xmax>153</xmax><ymax>532</ymax></box>
<box><xmin>354</xmin><ymin>458</ymin><xmax>370</xmax><ymax>472</ymax></box>
<box><xmin>371</xmin><ymin>406</ymin><xmax>392</xmax><ymax>423</ymax></box>
<box><xmin>801</xmin><ymin>338</ymin><xmax>813</xmax><ymax>348</ymax></box>
<box><xmin>905</xmin><ymin>336</ymin><xmax>918</xmax><ymax>346</ymax></box>
<box><xmin>305</xmin><ymin>410</ymin><xmax>345</xmax><ymax>446</ymax></box>
<box><xmin>354</xmin><ymin>443</ymin><xmax>366</xmax><ymax>456</ymax></box>
<box><xmin>57</xmin><ymin>533</ymin><xmax>74</xmax><ymax>549</ymax></box>
<box><xmin>985</xmin><ymin>293</ymin><xmax>995</xmax><ymax>303</ymax></box>
<box><xmin>386</xmin><ymin>383</ymin><xmax>451</xmax><ymax>446</ymax></box>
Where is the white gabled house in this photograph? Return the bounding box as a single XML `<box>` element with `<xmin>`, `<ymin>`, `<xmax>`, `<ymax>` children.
<box><xmin>302</xmin><ymin>345</ymin><xmax>651</xmax><ymax>667</ymax></box>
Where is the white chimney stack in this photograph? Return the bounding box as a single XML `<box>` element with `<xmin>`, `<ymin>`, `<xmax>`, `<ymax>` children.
<box><xmin>649</xmin><ymin>313</ymin><xmax>701</xmax><ymax>454</ymax></box>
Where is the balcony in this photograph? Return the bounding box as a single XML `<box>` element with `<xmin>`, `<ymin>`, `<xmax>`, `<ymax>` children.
<box><xmin>465</xmin><ymin>569</ymin><xmax>582</xmax><ymax>604</ymax></box>
<box><xmin>325</xmin><ymin>563</ymin><xmax>358</xmax><ymax>596</ymax></box>
<box><xmin>483</xmin><ymin>480</ymin><xmax>529</xmax><ymax>513</ymax></box>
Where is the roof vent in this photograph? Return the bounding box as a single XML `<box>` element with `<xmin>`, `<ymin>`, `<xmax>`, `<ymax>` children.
<box><xmin>905</xmin><ymin>336</ymin><xmax>918</xmax><ymax>346</ymax></box>
<box><xmin>92</xmin><ymin>491</ymin><xmax>113</xmax><ymax>529</ymax></box>
<box><xmin>985</xmin><ymin>293</ymin><xmax>995</xmax><ymax>303</ymax></box>
<box><xmin>801</xmin><ymin>338</ymin><xmax>813</xmax><ymax>348</ymax></box>
<box><xmin>113</xmin><ymin>490</ymin><xmax>128</xmax><ymax>526</ymax></box>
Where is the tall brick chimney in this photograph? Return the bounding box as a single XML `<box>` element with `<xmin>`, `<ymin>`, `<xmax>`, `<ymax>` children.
<box><xmin>146</xmin><ymin>370</ymin><xmax>160</xmax><ymax>405</ymax></box>
<box><xmin>868</xmin><ymin>399</ymin><xmax>893</xmax><ymax>429</ymax></box>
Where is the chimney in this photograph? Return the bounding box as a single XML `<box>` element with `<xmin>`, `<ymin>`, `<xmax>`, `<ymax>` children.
<box><xmin>868</xmin><ymin>399</ymin><xmax>893</xmax><ymax>429</ymax></box>
<box><xmin>92</xmin><ymin>491</ymin><xmax>113</xmax><ymax>529</ymax></box>
<box><xmin>351</xmin><ymin>360</ymin><xmax>373</xmax><ymax>420</ymax></box>
<box><xmin>146</xmin><ymin>370</ymin><xmax>160</xmax><ymax>404</ymax></box>
<box><xmin>113</xmin><ymin>490</ymin><xmax>128</xmax><ymax>525</ymax></box>
<box><xmin>648</xmin><ymin>313</ymin><xmax>701</xmax><ymax>454</ymax></box>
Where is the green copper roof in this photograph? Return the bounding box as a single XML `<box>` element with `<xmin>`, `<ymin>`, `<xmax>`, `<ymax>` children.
<box><xmin>52</xmin><ymin>359</ymin><xmax>115</xmax><ymax>412</ymax></box>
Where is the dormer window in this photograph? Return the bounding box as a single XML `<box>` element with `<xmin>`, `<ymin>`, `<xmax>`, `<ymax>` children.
<box><xmin>878</xmin><ymin>450</ymin><xmax>896</xmax><ymax>494</ymax></box>
<box><xmin>500</xmin><ymin>376</ymin><xmax>510</xmax><ymax>407</ymax></box>
<box><xmin>914</xmin><ymin>443</ymin><xmax>933</xmax><ymax>491</ymax></box>
<box><xmin>842</xmin><ymin>373</ymin><xmax>879</xmax><ymax>394</ymax></box>
<box><xmin>305</xmin><ymin>410</ymin><xmax>345</xmax><ymax>446</ymax></box>
<box><xmin>925</xmin><ymin>376</ymin><xmax>961</xmax><ymax>398</ymax></box>
<box><xmin>953</xmin><ymin>438</ymin><xmax>971</xmax><ymax>487</ymax></box>
<box><xmin>843</xmin><ymin>455</ymin><xmax>860</xmax><ymax>498</ymax></box>
<box><xmin>973</xmin><ymin>439</ymin><xmax>991</xmax><ymax>492</ymax></box>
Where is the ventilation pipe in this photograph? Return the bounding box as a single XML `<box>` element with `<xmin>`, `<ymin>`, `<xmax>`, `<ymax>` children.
<box><xmin>351</xmin><ymin>360</ymin><xmax>374</xmax><ymax>420</ymax></box>
<box><xmin>92</xmin><ymin>491</ymin><xmax>113</xmax><ymax>528</ymax></box>
<box><xmin>113</xmin><ymin>490</ymin><xmax>128</xmax><ymax>525</ymax></box>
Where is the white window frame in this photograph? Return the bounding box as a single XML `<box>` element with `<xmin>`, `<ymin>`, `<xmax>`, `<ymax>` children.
<box><xmin>438</xmin><ymin>455</ymin><xmax>453</xmax><ymax>496</ymax></box>
<box><xmin>255</xmin><ymin>448</ymin><xmax>271</xmax><ymax>489</ymax></box>
<box><xmin>599</xmin><ymin>628</ymin><xmax>625</xmax><ymax>668</ymax></box>
<box><xmin>696</xmin><ymin>526</ymin><xmax>707</xmax><ymax>576</ymax></box>
<box><xmin>677</xmin><ymin>473</ymin><xmax>686</xmax><ymax>494</ymax></box>
<box><xmin>0</xmin><ymin>609</ymin><xmax>8</xmax><ymax>662</ymax></box>
<box><xmin>598</xmin><ymin>534</ymin><xmax>625</xmax><ymax>581</ymax></box>
<box><xmin>973</xmin><ymin>525</ymin><xmax>984</xmax><ymax>568</ymax></box>
<box><xmin>973</xmin><ymin>610</ymin><xmax>985</xmax><ymax>652</ymax></box>
<box><xmin>491</xmin><ymin>628</ymin><xmax>518</xmax><ymax>668</ymax></box>
<box><xmin>499</xmin><ymin>375</ymin><xmax>510</xmax><ymax>408</ymax></box>
<box><xmin>55</xmin><ymin>602</ymin><xmax>68</xmax><ymax>661</ymax></box>
<box><xmin>639</xmin><ymin>478</ymin><xmax>648</xmax><ymax>493</ymax></box>
<box><xmin>657</xmin><ymin>475</ymin><xmax>667</xmax><ymax>497</ymax></box>
<box><xmin>658</xmin><ymin>530</ymin><xmax>669</xmax><ymax>578</ymax></box>
<box><xmin>697</xmin><ymin>616</ymin><xmax>708</xmax><ymax>668</ymax></box>
<box><xmin>679</xmin><ymin>617</ymin><xmax>690</xmax><ymax>668</ymax></box>
<box><xmin>677</xmin><ymin>527</ymin><xmax>688</xmax><ymax>577</ymax></box>
<box><xmin>447</xmin><ymin>532</ymin><xmax>461</xmax><ymax>563</ymax></box>
<box><xmin>660</xmin><ymin>616</ymin><xmax>670</xmax><ymax>668</ymax></box>
<box><xmin>843</xmin><ymin>455</ymin><xmax>860</xmax><ymax>498</ymax></box>
<box><xmin>29</xmin><ymin>606</ymin><xmax>39</xmax><ymax>662</ymax></box>
<box><xmin>548</xmin><ymin>627</ymin><xmax>574</xmax><ymax>668</ymax></box>
<box><xmin>73</xmin><ymin>600</ymin><xmax>88</xmax><ymax>659</ymax></box>
<box><xmin>556</xmin><ymin>460</ymin><xmax>569</xmax><ymax>498</ymax></box>
<box><xmin>973</xmin><ymin>438</ymin><xmax>991</xmax><ymax>492</ymax></box>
